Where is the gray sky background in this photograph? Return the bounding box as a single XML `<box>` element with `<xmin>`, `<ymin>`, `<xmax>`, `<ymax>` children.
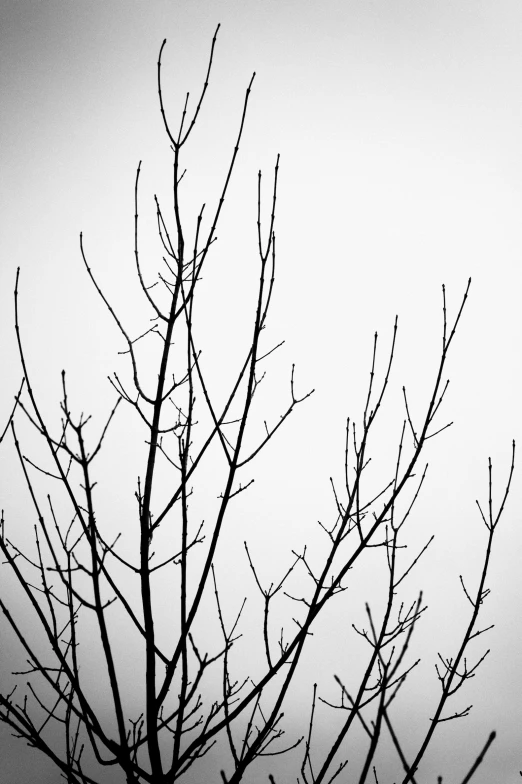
<box><xmin>1</xmin><ymin>1</ymin><xmax>521</xmax><ymax>782</ymax></box>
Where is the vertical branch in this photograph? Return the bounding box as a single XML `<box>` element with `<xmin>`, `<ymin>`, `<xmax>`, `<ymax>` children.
<box><xmin>171</xmin><ymin>274</ymin><xmax>196</xmax><ymax>767</ymax></box>
<box><xmin>401</xmin><ymin>442</ymin><xmax>515</xmax><ymax>784</ymax></box>
<box><xmin>0</xmin><ymin>377</ymin><xmax>25</xmax><ymax>443</ymax></box>
<box><xmin>157</xmin><ymin>155</ymin><xmax>279</xmax><ymax>716</ymax></box>
<box><xmin>75</xmin><ymin>426</ymin><xmax>131</xmax><ymax>770</ymax></box>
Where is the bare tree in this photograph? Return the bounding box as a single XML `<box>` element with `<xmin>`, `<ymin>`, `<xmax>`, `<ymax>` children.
<box><xmin>0</xmin><ymin>26</ymin><xmax>515</xmax><ymax>784</ymax></box>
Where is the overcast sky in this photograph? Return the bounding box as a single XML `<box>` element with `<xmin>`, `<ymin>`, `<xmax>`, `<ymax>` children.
<box><xmin>1</xmin><ymin>1</ymin><xmax>521</xmax><ymax>782</ymax></box>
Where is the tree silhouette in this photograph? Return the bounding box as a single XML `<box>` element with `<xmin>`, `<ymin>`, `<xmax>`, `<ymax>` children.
<box><xmin>0</xmin><ymin>26</ymin><xmax>515</xmax><ymax>784</ymax></box>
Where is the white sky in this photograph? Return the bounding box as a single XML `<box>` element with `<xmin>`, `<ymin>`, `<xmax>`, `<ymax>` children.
<box><xmin>1</xmin><ymin>1</ymin><xmax>521</xmax><ymax>782</ymax></box>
